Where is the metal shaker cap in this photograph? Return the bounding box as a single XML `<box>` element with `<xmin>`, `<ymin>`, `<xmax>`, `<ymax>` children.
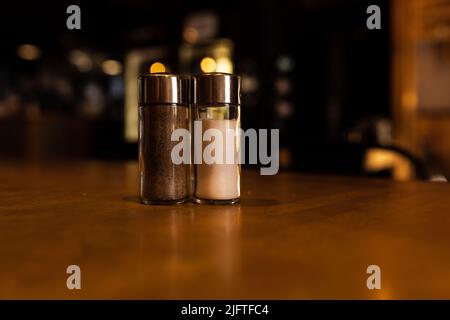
<box><xmin>194</xmin><ymin>72</ymin><xmax>241</xmax><ymax>105</ymax></box>
<box><xmin>138</xmin><ymin>73</ymin><xmax>190</xmax><ymax>105</ymax></box>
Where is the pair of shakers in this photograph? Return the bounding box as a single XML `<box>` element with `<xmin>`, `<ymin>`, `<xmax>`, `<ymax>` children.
<box><xmin>138</xmin><ymin>72</ymin><xmax>241</xmax><ymax>205</ymax></box>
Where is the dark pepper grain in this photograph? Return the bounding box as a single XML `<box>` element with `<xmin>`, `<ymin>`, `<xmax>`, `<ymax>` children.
<box><xmin>139</xmin><ymin>104</ymin><xmax>189</xmax><ymax>204</ymax></box>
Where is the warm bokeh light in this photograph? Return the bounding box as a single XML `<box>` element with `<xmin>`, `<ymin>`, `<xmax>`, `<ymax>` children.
<box><xmin>102</xmin><ymin>59</ymin><xmax>122</xmax><ymax>76</ymax></box>
<box><xmin>241</xmin><ymin>75</ymin><xmax>259</xmax><ymax>93</ymax></box>
<box><xmin>149</xmin><ymin>62</ymin><xmax>166</xmax><ymax>73</ymax></box>
<box><xmin>17</xmin><ymin>44</ymin><xmax>41</xmax><ymax>60</ymax></box>
<box><xmin>364</xmin><ymin>148</ymin><xmax>413</xmax><ymax>181</ymax></box>
<box><xmin>215</xmin><ymin>57</ymin><xmax>233</xmax><ymax>73</ymax></box>
<box><xmin>274</xmin><ymin>100</ymin><xmax>294</xmax><ymax>119</ymax></box>
<box><xmin>402</xmin><ymin>91</ymin><xmax>418</xmax><ymax>110</ymax></box>
<box><xmin>274</xmin><ymin>78</ymin><xmax>292</xmax><ymax>96</ymax></box>
<box><xmin>279</xmin><ymin>147</ymin><xmax>293</xmax><ymax>168</ymax></box>
<box><xmin>200</xmin><ymin>57</ymin><xmax>216</xmax><ymax>73</ymax></box>
<box><xmin>183</xmin><ymin>27</ymin><xmax>199</xmax><ymax>44</ymax></box>
<box><xmin>68</xmin><ymin>50</ymin><xmax>93</xmax><ymax>72</ymax></box>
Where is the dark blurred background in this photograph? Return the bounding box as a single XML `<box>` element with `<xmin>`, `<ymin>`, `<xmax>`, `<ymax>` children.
<box><xmin>1</xmin><ymin>0</ymin><xmax>449</xmax><ymax>181</ymax></box>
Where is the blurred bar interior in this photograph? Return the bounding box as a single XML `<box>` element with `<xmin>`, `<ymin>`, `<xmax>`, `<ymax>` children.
<box><xmin>1</xmin><ymin>0</ymin><xmax>450</xmax><ymax>182</ymax></box>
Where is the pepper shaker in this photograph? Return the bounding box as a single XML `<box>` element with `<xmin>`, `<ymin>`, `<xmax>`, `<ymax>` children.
<box><xmin>138</xmin><ymin>73</ymin><xmax>190</xmax><ymax>204</ymax></box>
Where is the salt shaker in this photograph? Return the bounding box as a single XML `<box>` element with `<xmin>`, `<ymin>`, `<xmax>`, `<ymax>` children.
<box><xmin>138</xmin><ymin>73</ymin><xmax>190</xmax><ymax>204</ymax></box>
<box><xmin>193</xmin><ymin>73</ymin><xmax>241</xmax><ymax>205</ymax></box>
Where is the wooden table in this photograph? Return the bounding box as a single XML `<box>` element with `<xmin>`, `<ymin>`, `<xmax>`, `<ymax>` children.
<box><xmin>1</xmin><ymin>161</ymin><xmax>450</xmax><ymax>299</ymax></box>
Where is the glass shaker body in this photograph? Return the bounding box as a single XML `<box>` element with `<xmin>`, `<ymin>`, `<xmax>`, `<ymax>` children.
<box><xmin>193</xmin><ymin>73</ymin><xmax>241</xmax><ymax>205</ymax></box>
<box><xmin>138</xmin><ymin>74</ymin><xmax>190</xmax><ymax>204</ymax></box>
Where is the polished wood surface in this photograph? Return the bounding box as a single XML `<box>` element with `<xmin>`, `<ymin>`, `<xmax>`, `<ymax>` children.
<box><xmin>1</xmin><ymin>161</ymin><xmax>450</xmax><ymax>299</ymax></box>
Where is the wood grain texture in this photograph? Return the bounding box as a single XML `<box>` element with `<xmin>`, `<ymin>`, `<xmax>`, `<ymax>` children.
<box><xmin>1</xmin><ymin>161</ymin><xmax>450</xmax><ymax>299</ymax></box>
